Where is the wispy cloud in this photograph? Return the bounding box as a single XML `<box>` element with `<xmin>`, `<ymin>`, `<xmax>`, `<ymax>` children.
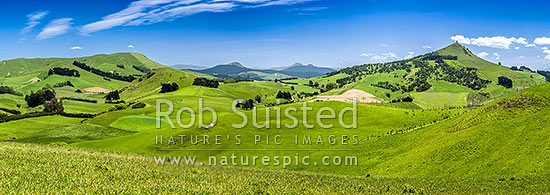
<box><xmin>70</xmin><ymin>46</ymin><xmax>83</xmax><ymax>50</ymax></box>
<box><xmin>422</xmin><ymin>45</ymin><xmax>432</xmax><ymax>49</ymax></box>
<box><xmin>128</xmin><ymin>44</ymin><xmax>135</xmax><ymax>48</ymax></box>
<box><xmin>80</xmin><ymin>0</ymin><xmax>315</xmax><ymax>35</ymax></box>
<box><xmin>450</xmin><ymin>35</ymin><xmax>528</xmax><ymax>49</ymax></box>
<box><xmin>360</xmin><ymin>52</ymin><xmax>400</xmax><ymax>62</ymax></box>
<box><xmin>21</xmin><ymin>11</ymin><xmax>49</xmax><ymax>34</ymax></box>
<box><xmin>37</xmin><ymin>18</ymin><xmax>73</xmax><ymax>40</ymax></box>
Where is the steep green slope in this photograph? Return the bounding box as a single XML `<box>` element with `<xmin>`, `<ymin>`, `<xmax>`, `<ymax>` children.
<box><xmin>328</xmin><ymin>83</ymin><xmax>550</xmax><ymax>176</ymax></box>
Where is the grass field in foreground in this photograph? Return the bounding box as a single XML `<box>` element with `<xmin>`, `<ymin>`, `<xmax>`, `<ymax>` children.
<box><xmin>1</xmin><ymin>142</ymin><xmax>549</xmax><ymax>194</ymax></box>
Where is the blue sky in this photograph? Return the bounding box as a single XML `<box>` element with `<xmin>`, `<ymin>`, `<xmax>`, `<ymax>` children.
<box><xmin>1</xmin><ymin>0</ymin><xmax>550</xmax><ymax>70</ymax></box>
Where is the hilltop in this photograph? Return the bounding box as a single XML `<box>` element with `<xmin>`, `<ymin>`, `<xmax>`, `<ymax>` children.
<box><xmin>310</xmin><ymin>43</ymin><xmax>546</xmax><ymax>108</ymax></box>
<box><xmin>194</xmin><ymin>62</ymin><xmax>334</xmax><ymax>80</ymax></box>
<box><xmin>0</xmin><ymin>53</ymin><xmax>166</xmax><ymax>94</ymax></box>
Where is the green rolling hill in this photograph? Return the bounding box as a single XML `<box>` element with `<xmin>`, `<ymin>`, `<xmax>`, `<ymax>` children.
<box><xmin>313</xmin><ymin>43</ymin><xmax>546</xmax><ymax>108</ymax></box>
<box><xmin>1</xmin><ymin>44</ymin><xmax>549</xmax><ymax>192</ymax></box>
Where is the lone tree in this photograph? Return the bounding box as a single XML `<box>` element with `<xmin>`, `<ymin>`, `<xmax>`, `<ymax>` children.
<box><xmin>497</xmin><ymin>76</ymin><xmax>513</xmax><ymax>88</ymax></box>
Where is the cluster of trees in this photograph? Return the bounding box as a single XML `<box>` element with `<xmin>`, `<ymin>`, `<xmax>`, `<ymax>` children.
<box><xmin>297</xmin><ymin>91</ymin><xmax>319</xmax><ymax>99</ymax></box>
<box><xmin>420</xmin><ymin>54</ymin><xmax>458</xmax><ymax>61</ymax></box>
<box><xmin>0</xmin><ymin>111</ymin><xmax>56</xmax><ymax>123</ymax></box>
<box><xmin>25</xmin><ymin>85</ymin><xmax>56</xmax><ymax>107</ymax></box>
<box><xmin>53</xmin><ymin>81</ymin><xmax>74</xmax><ymax>88</ymax></box>
<box><xmin>48</xmin><ymin>67</ymin><xmax>80</xmax><ymax>77</ymax></box>
<box><xmin>117</xmin><ymin>64</ymin><xmax>125</xmax><ymax>69</ymax></box>
<box><xmin>276</xmin><ymin>91</ymin><xmax>293</xmax><ymax>100</ymax></box>
<box><xmin>160</xmin><ymin>83</ymin><xmax>179</xmax><ymax>93</ymax></box>
<box><xmin>192</xmin><ymin>78</ymin><xmax>219</xmax><ymax>88</ymax></box>
<box><xmin>132</xmin><ymin>65</ymin><xmax>150</xmax><ymax>73</ymax></box>
<box><xmin>537</xmin><ymin>70</ymin><xmax>550</xmax><ymax>82</ymax></box>
<box><xmin>235</xmin><ymin>99</ymin><xmax>255</xmax><ymax>110</ymax></box>
<box><xmin>497</xmin><ymin>76</ymin><xmax>513</xmax><ymax>88</ymax></box>
<box><xmin>43</xmin><ymin>98</ymin><xmax>64</xmax><ymax>113</ymax></box>
<box><xmin>308</xmin><ymin>80</ymin><xmax>320</xmax><ymax>88</ymax></box>
<box><xmin>73</xmin><ymin>61</ymin><xmax>136</xmax><ymax>82</ymax></box>
<box><xmin>104</xmin><ymin>90</ymin><xmax>120</xmax><ymax>101</ymax></box>
<box><xmin>390</xmin><ymin>96</ymin><xmax>414</xmax><ymax>103</ymax></box>
<box><xmin>0</xmin><ymin>86</ymin><xmax>22</xmax><ymax>96</ymax></box>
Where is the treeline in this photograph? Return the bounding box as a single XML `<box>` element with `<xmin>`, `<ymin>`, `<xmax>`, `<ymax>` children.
<box><xmin>73</xmin><ymin>61</ymin><xmax>136</xmax><ymax>82</ymax></box>
<box><xmin>0</xmin><ymin>86</ymin><xmax>22</xmax><ymax>96</ymax></box>
<box><xmin>53</xmin><ymin>81</ymin><xmax>74</xmax><ymax>88</ymax></box>
<box><xmin>193</xmin><ymin>78</ymin><xmax>219</xmax><ymax>88</ymax></box>
<box><xmin>48</xmin><ymin>67</ymin><xmax>80</xmax><ymax>77</ymax></box>
<box><xmin>62</xmin><ymin>97</ymin><xmax>98</xmax><ymax>103</ymax></box>
<box><xmin>0</xmin><ymin>107</ymin><xmax>21</xmax><ymax>115</ymax></box>
<box><xmin>132</xmin><ymin>65</ymin><xmax>150</xmax><ymax>73</ymax></box>
<box><xmin>0</xmin><ymin>111</ymin><xmax>56</xmax><ymax>123</ymax></box>
<box><xmin>537</xmin><ymin>70</ymin><xmax>550</xmax><ymax>82</ymax></box>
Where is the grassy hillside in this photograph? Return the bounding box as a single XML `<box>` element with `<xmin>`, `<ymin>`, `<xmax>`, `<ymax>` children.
<box><xmin>0</xmin><ymin>53</ymin><xmax>166</xmax><ymax>94</ymax></box>
<box><xmin>297</xmin><ymin>43</ymin><xmax>546</xmax><ymax>108</ymax></box>
<box><xmin>120</xmin><ymin>67</ymin><xmax>196</xmax><ymax>101</ymax></box>
<box><xmin>2</xmin><ymin>142</ymin><xmax>549</xmax><ymax>194</ymax></box>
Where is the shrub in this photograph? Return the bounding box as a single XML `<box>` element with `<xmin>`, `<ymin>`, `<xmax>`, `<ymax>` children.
<box><xmin>109</xmin><ymin>103</ymin><xmax>128</xmax><ymax>111</ymax></box>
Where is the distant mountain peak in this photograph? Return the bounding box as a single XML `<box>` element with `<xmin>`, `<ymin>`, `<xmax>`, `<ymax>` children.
<box><xmin>227</xmin><ymin>62</ymin><xmax>245</xmax><ymax>68</ymax></box>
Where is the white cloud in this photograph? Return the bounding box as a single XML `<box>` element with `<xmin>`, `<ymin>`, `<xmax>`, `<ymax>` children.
<box><xmin>370</xmin><ymin>52</ymin><xmax>399</xmax><ymax>62</ymax></box>
<box><xmin>545</xmin><ymin>55</ymin><xmax>550</xmax><ymax>60</ymax></box>
<box><xmin>541</xmin><ymin>47</ymin><xmax>548</xmax><ymax>50</ymax></box>
<box><xmin>404</xmin><ymin>52</ymin><xmax>414</xmax><ymax>59</ymax></box>
<box><xmin>37</xmin><ymin>18</ymin><xmax>73</xmax><ymax>40</ymax></box>
<box><xmin>359</xmin><ymin>53</ymin><xmax>371</xmax><ymax>57</ymax></box>
<box><xmin>516</xmin><ymin>37</ymin><xmax>528</xmax><ymax>45</ymax></box>
<box><xmin>477</xmin><ymin>52</ymin><xmax>489</xmax><ymax>58</ymax></box>
<box><xmin>81</xmin><ymin>0</ymin><xmax>314</xmax><ymax>35</ymax></box>
<box><xmin>493</xmin><ymin>53</ymin><xmax>500</xmax><ymax>60</ymax></box>
<box><xmin>128</xmin><ymin>44</ymin><xmax>135</xmax><ymax>48</ymax></box>
<box><xmin>543</xmin><ymin>49</ymin><xmax>550</xmax><ymax>54</ymax></box>
<box><xmin>450</xmin><ymin>35</ymin><xmax>528</xmax><ymax>49</ymax></box>
<box><xmin>515</xmin><ymin>47</ymin><xmax>520</xmax><ymax>50</ymax></box>
<box><xmin>22</xmin><ymin>11</ymin><xmax>49</xmax><ymax>34</ymax></box>
<box><xmin>422</xmin><ymin>45</ymin><xmax>432</xmax><ymax>49</ymax></box>
<box><xmin>534</xmin><ymin>37</ymin><xmax>550</xmax><ymax>45</ymax></box>
<box><xmin>526</xmin><ymin>44</ymin><xmax>536</xmax><ymax>47</ymax></box>
<box><xmin>380</xmin><ymin>44</ymin><xmax>388</xmax><ymax>47</ymax></box>
<box><xmin>70</xmin><ymin>46</ymin><xmax>83</xmax><ymax>50</ymax></box>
